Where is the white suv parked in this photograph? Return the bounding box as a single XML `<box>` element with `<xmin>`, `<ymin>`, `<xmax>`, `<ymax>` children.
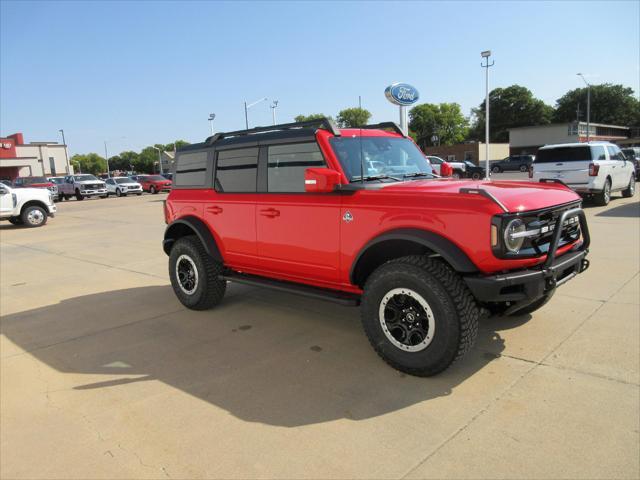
<box><xmin>0</xmin><ymin>183</ymin><xmax>56</xmax><ymax>227</ymax></box>
<box><xmin>105</xmin><ymin>177</ymin><xmax>143</xmax><ymax>197</ymax></box>
<box><xmin>532</xmin><ymin>142</ymin><xmax>636</xmax><ymax>206</ymax></box>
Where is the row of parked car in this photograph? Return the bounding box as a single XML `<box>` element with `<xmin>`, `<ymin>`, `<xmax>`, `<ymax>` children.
<box><xmin>1</xmin><ymin>173</ymin><xmax>173</xmax><ymax>202</ymax></box>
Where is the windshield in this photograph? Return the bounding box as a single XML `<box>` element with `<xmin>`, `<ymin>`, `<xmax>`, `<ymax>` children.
<box><xmin>74</xmin><ymin>175</ymin><xmax>99</xmax><ymax>181</ymax></box>
<box><xmin>25</xmin><ymin>177</ymin><xmax>48</xmax><ymax>184</ymax></box>
<box><xmin>145</xmin><ymin>175</ymin><xmax>166</xmax><ymax>181</ymax></box>
<box><xmin>115</xmin><ymin>177</ymin><xmax>134</xmax><ymax>184</ymax></box>
<box><xmin>330</xmin><ymin>137</ymin><xmax>433</xmax><ymax>182</ymax></box>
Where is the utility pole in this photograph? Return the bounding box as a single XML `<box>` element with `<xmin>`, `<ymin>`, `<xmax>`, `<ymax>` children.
<box><xmin>358</xmin><ymin>96</ymin><xmax>362</xmax><ymax>109</ymax></box>
<box><xmin>59</xmin><ymin>129</ymin><xmax>71</xmax><ymax>174</ymax></box>
<box><xmin>577</xmin><ymin>73</ymin><xmax>591</xmax><ymax>142</ymax></box>
<box><xmin>481</xmin><ymin>50</ymin><xmax>494</xmax><ymax>180</ymax></box>
<box><xmin>104</xmin><ymin>141</ymin><xmax>110</xmax><ymax>177</ymax></box>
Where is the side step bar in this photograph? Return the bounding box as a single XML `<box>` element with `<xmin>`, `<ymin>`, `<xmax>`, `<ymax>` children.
<box><xmin>220</xmin><ymin>272</ymin><xmax>360</xmax><ymax>306</ymax></box>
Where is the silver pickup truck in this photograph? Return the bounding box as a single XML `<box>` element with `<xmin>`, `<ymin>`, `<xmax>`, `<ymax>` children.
<box><xmin>58</xmin><ymin>174</ymin><xmax>108</xmax><ymax>201</ymax></box>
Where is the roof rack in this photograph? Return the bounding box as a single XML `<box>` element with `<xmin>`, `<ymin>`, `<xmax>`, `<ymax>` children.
<box><xmin>205</xmin><ymin>117</ymin><xmax>341</xmax><ymax>145</ymax></box>
<box><xmin>359</xmin><ymin>122</ymin><xmax>406</xmax><ymax>137</ymax></box>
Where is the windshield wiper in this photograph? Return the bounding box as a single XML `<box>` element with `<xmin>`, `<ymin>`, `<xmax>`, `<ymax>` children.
<box><xmin>403</xmin><ymin>172</ymin><xmax>439</xmax><ymax>179</ymax></box>
<box><xmin>350</xmin><ymin>174</ymin><xmax>402</xmax><ymax>183</ymax></box>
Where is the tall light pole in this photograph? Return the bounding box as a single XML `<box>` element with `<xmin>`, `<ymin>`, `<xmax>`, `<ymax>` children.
<box><xmin>244</xmin><ymin>97</ymin><xmax>268</xmax><ymax>130</ymax></box>
<box><xmin>151</xmin><ymin>146</ymin><xmax>163</xmax><ymax>175</ymax></box>
<box><xmin>270</xmin><ymin>100</ymin><xmax>279</xmax><ymax>125</ymax></box>
<box><xmin>58</xmin><ymin>129</ymin><xmax>71</xmax><ymax>174</ymax></box>
<box><xmin>208</xmin><ymin>113</ymin><xmax>216</xmax><ymax>136</ymax></box>
<box><xmin>104</xmin><ymin>141</ymin><xmax>110</xmax><ymax>177</ymax></box>
<box><xmin>481</xmin><ymin>50</ymin><xmax>494</xmax><ymax>180</ymax></box>
<box><xmin>577</xmin><ymin>73</ymin><xmax>591</xmax><ymax>142</ymax></box>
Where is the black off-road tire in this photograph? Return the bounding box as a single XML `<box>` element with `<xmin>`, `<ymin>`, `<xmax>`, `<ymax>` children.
<box><xmin>169</xmin><ymin>235</ymin><xmax>226</xmax><ymax>310</ymax></box>
<box><xmin>360</xmin><ymin>256</ymin><xmax>480</xmax><ymax>377</ymax></box>
<box><xmin>594</xmin><ymin>178</ymin><xmax>611</xmax><ymax>206</ymax></box>
<box><xmin>622</xmin><ymin>176</ymin><xmax>635</xmax><ymax>198</ymax></box>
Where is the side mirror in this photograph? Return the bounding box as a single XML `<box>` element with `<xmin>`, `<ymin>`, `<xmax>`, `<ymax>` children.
<box><xmin>304</xmin><ymin>168</ymin><xmax>341</xmax><ymax>193</ymax></box>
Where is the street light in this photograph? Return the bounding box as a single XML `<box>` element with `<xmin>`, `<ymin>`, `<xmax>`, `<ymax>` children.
<box><xmin>208</xmin><ymin>113</ymin><xmax>216</xmax><ymax>136</ymax></box>
<box><xmin>151</xmin><ymin>146</ymin><xmax>163</xmax><ymax>175</ymax></box>
<box><xmin>58</xmin><ymin>129</ymin><xmax>71</xmax><ymax>174</ymax></box>
<box><xmin>577</xmin><ymin>73</ymin><xmax>591</xmax><ymax>142</ymax></box>
<box><xmin>103</xmin><ymin>136</ymin><xmax>125</xmax><ymax>177</ymax></box>
<box><xmin>270</xmin><ymin>100</ymin><xmax>279</xmax><ymax>126</ymax></box>
<box><xmin>481</xmin><ymin>50</ymin><xmax>494</xmax><ymax>180</ymax></box>
<box><xmin>244</xmin><ymin>97</ymin><xmax>268</xmax><ymax>129</ymax></box>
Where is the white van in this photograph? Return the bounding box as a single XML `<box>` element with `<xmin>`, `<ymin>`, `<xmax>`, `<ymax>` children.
<box><xmin>532</xmin><ymin>142</ymin><xmax>636</xmax><ymax>206</ymax></box>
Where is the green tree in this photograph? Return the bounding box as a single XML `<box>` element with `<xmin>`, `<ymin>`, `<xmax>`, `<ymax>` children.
<box><xmin>118</xmin><ymin>151</ymin><xmax>139</xmax><ymax>171</ymax></box>
<box><xmin>409</xmin><ymin>103</ymin><xmax>469</xmax><ymax>148</ymax></box>
<box><xmin>471</xmin><ymin>85</ymin><xmax>554</xmax><ymax>142</ymax></box>
<box><xmin>134</xmin><ymin>147</ymin><xmax>158</xmax><ymax>173</ymax></box>
<box><xmin>294</xmin><ymin>113</ymin><xmax>328</xmax><ymax>123</ymax></box>
<box><xmin>70</xmin><ymin>153</ymin><xmax>105</xmax><ymax>175</ymax></box>
<box><xmin>553</xmin><ymin>83</ymin><xmax>640</xmax><ymax>126</ymax></box>
<box><xmin>336</xmin><ymin>108</ymin><xmax>371</xmax><ymax>128</ymax></box>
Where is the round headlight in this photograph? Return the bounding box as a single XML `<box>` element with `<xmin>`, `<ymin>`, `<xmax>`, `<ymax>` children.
<box><xmin>504</xmin><ymin>218</ymin><xmax>526</xmax><ymax>253</ymax></box>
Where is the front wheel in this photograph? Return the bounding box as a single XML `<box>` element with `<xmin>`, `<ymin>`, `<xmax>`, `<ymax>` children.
<box><xmin>150</xmin><ymin>185</ymin><xmax>157</xmax><ymax>194</ymax></box>
<box><xmin>492</xmin><ymin>166</ymin><xmax>501</xmax><ymax>173</ymax></box>
<box><xmin>471</xmin><ymin>172</ymin><xmax>482</xmax><ymax>180</ymax></box>
<box><xmin>21</xmin><ymin>205</ymin><xmax>48</xmax><ymax>227</ymax></box>
<box><xmin>360</xmin><ymin>256</ymin><xmax>479</xmax><ymax>377</ymax></box>
<box><xmin>594</xmin><ymin>178</ymin><xmax>611</xmax><ymax>206</ymax></box>
<box><xmin>519</xmin><ymin>165</ymin><xmax>528</xmax><ymax>172</ymax></box>
<box><xmin>116</xmin><ymin>188</ymin><xmax>122</xmax><ymax>197</ymax></box>
<box><xmin>75</xmin><ymin>190</ymin><xmax>84</xmax><ymax>201</ymax></box>
<box><xmin>169</xmin><ymin>236</ymin><xmax>226</xmax><ymax>310</ymax></box>
<box><xmin>622</xmin><ymin>176</ymin><xmax>636</xmax><ymax>198</ymax></box>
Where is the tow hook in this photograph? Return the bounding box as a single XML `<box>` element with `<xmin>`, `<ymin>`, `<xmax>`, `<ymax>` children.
<box><xmin>581</xmin><ymin>258</ymin><xmax>590</xmax><ymax>272</ymax></box>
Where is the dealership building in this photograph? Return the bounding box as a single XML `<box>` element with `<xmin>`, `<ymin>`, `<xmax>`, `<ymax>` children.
<box><xmin>508</xmin><ymin>121</ymin><xmax>630</xmax><ymax>155</ymax></box>
<box><xmin>0</xmin><ymin>132</ymin><xmax>71</xmax><ymax>181</ymax></box>
<box><xmin>422</xmin><ymin>142</ymin><xmax>510</xmax><ymax>164</ymax></box>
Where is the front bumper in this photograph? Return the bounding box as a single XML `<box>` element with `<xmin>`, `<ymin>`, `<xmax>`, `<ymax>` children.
<box><xmin>464</xmin><ymin>207</ymin><xmax>590</xmax><ymax>315</ymax></box>
<box><xmin>80</xmin><ymin>189</ymin><xmax>107</xmax><ymax>196</ymax></box>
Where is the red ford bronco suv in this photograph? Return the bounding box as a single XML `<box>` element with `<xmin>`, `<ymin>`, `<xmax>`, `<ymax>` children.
<box><xmin>163</xmin><ymin>118</ymin><xmax>590</xmax><ymax>376</ymax></box>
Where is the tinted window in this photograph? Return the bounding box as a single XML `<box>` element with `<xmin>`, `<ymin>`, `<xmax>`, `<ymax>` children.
<box><xmin>267</xmin><ymin>143</ymin><xmax>324</xmax><ymax>192</ymax></box>
<box><xmin>115</xmin><ymin>178</ymin><xmax>131</xmax><ymax>184</ymax></box>
<box><xmin>25</xmin><ymin>177</ymin><xmax>48</xmax><ymax>184</ymax></box>
<box><xmin>607</xmin><ymin>146</ymin><xmax>622</xmax><ymax>160</ymax></box>
<box><xmin>215</xmin><ymin>147</ymin><xmax>258</xmax><ymax>192</ymax></box>
<box><xmin>536</xmin><ymin>146</ymin><xmax>592</xmax><ymax>163</ymax></box>
<box><xmin>175</xmin><ymin>151</ymin><xmax>208</xmax><ymax>187</ymax></box>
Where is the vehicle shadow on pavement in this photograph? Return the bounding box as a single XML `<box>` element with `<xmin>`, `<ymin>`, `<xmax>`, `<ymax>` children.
<box><xmin>595</xmin><ymin>201</ymin><xmax>639</xmax><ymax>218</ymax></box>
<box><xmin>1</xmin><ymin>285</ymin><xmax>514</xmax><ymax>427</ymax></box>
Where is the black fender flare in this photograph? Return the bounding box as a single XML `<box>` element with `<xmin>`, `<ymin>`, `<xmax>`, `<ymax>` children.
<box><xmin>163</xmin><ymin>216</ymin><xmax>222</xmax><ymax>261</ymax></box>
<box><xmin>350</xmin><ymin>228</ymin><xmax>478</xmax><ymax>285</ymax></box>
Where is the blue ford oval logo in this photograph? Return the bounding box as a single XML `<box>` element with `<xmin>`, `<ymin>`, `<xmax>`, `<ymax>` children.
<box><xmin>385</xmin><ymin>83</ymin><xmax>420</xmax><ymax>106</ymax></box>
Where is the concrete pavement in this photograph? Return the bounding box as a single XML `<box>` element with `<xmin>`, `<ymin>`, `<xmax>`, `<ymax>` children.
<box><xmin>1</xmin><ymin>190</ymin><xmax>638</xmax><ymax>479</ymax></box>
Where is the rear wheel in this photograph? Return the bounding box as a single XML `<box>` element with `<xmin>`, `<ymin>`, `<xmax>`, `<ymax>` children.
<box><xmin>519</xmin><ymin>165</ymin><xmax>528</xmax><ymax>172</ymax></box>
<box><xmin>169</xmin><ymin>236</ymin><xmax>226</xmax><ymax>310</ymax></box>
<box><xmin>452</xmin><ymin>171</ymin><xmax>461</xmax><ymax>179</ymax></box>
<box><xmin>622</xmin><ymin>176</ymin><xmax>635</xmax><ymax>198</ymax></box>
<box><xmin>360</xmin><ymin>256</ymin><xmax>479</xmax><ymax>377</ymax></box>
<box><xmin>594</xmin><ymin>178</ymin><xmax>611</xmax><ymax>206</ymax></box>
<box><xmin>471</xmin><ymin>172</ymin><xmax>482</xmax><ymax>180</ymax></box>
<box><xmin>21</xmin><ymin>205</ymin><xmax>47</xmax><ymax>227</ymax></box>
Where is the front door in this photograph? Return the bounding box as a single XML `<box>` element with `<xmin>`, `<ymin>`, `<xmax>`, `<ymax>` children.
<box><xmin>607</xmin><ymin>145</ymin><xmax>627</xmax><ymax>189</ymax></box>
<box><xmin>256</xmin><ymin>142</ymin><xmax>341</xmax><ymax>285</ymax></box>
<box><xmin>0</xmin><ymin>185</ymin><xmax>13</xmax><ymax>216</ymax></box>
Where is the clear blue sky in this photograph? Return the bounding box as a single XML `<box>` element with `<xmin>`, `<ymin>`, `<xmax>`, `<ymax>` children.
<box><xmin>1</xmin><ymin>0</ymin><xmax>638</xmax><ymax>156</ymax></box>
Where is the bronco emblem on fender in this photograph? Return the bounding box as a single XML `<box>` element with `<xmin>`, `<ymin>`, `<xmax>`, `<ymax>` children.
<box><xmin>342</xmin><ymin>211</ymin><xmax>353</xmax><ymax>223</ymax></box>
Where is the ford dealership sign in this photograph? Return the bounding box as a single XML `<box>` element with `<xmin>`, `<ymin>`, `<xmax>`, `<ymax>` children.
<box><xmin>385</xmin><ymin>83</ymin><xmax>419</xmax><ymax>106</ymax></box>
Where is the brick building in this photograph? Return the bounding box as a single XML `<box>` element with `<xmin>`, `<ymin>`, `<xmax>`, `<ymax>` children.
<box><xmin>0</xmin><ymin>132</ymin><xmax>71</xmax><ymax>180</ymax></box>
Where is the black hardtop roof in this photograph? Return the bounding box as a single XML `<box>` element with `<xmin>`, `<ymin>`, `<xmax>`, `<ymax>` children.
<box><xmin>176</xmin><ymin>118</ymin><xmax>406</xmax><ymax>153</ymax></box>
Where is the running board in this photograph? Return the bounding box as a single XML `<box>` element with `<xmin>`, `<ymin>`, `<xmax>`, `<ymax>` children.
<box><xmin>220</xmin><ymin>272</ymin><xmax>360</xmax><ymax>306</ymax></box>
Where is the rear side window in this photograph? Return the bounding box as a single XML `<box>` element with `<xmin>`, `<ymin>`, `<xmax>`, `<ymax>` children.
<box><xmin>175</xmin><ymin>151</ymin><xmax>208</xmax><ymax>187</ymax></box>
<box><xmin>591</xmin><ymin>146</ymin><xmax>606</xmax><ymax>161</ymax></box>
<box><xmin>607</xmin><ymin>146</ymin><xmax>622</xmax><ymax>160</ymax></box>
<box><xmin>216</xmin><ymin>147</ymin><xmax>258</xmax><ymax>193</ymax></box>
<box><xmin>536</xmin><ymin>146</ymin><xmax>592</xmax><ymax>163</ymax></box>
<box><xmin>267</xmin><ymin>143</ymin><xmax>325</xmax><ymax>192</ymax></box>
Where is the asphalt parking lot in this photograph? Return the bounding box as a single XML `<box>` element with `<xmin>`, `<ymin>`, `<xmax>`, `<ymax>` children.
<box><xmin>1</xmin><ymin>181</ymin><xmax>639</xmax><ymax>479</ymax></box>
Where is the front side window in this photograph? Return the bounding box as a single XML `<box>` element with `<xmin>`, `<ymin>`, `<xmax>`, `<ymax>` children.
<box><xmin>215</xmin><ymin>147</ymin><xmax>258</xmax><ymax>192</ymax></box>
<box><xmin>267</xmin><ymin>143</ymin><xmax>325</xmax><ymax>192</ymax></box>
<box><xmin>330</xmin><ymin>137</ymin><xmax>434</xmax><ymax>182</ymax></box>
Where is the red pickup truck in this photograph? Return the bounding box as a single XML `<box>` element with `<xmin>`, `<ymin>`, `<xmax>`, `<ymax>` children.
<box><xmin>162</xmin><ymin>119</ymin><xmax>590</xmax><ymax>376</ymax></box>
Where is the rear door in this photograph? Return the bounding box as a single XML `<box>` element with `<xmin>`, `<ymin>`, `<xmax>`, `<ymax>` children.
<box><xmin>533</xmin><ymin>145</ymin><xmax>594</xmax><ymax>187</ymax></box>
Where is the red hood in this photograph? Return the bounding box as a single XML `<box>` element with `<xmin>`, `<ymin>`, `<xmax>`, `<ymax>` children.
<box><xmin>380</xmin><ymin>179</ymin><xmax>581</xmax><ymax>213</ymax></box>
